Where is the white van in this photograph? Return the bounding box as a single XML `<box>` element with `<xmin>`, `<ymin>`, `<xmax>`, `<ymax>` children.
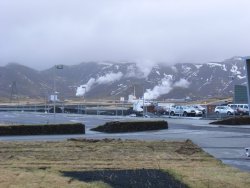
<box><xmin>227</xmin><ymin>104</ymin><xmax>249</xmax><ymax>115</ymax></box>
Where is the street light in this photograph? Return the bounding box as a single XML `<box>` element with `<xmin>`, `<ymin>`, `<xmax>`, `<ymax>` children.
<box><xmin>246</xmin><ymin>59</ymin><xmax>250</xmax><ymax>116</ymax></box>
<box><xmin>53</xmin><ymin>64</ymin><xmax>63</xmax><ymax>115</ymax></box>
<box><xmin>143</xmin><ymin>87</ymin><xmax>145</xmax><ymax>118</ymax></box>
<box><xmin>229</xmin><ymin>75</ymin><xmax>236</xmax><ymax>116</ymax></box>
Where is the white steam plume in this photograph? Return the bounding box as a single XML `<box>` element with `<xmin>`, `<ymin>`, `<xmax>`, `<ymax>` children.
<box><xmin>135</xmin><ymin>60</ymin><xmax>154</xmax><ymax>78</ymax></box>
<box><xmin>76</xmin><ymin>72</ymin><xmax>123</xmax><ymax>96</ymax></box>
<box><xmin>173</xmin><ymin>78</ymin><xmax>190</xmax><ymax>88</ymax></box>
<box><xmin>96</xmin><ymin>72</ymin><xmax>123</xmax><ymax>84</ymax></box>
<box><xmin>143</xmin><ymin>78</ymin><xmax>190</xmax><ymax>100</ymax></box>
<box><xmin>76</xmin><ymin>78</ymin><xmax>95</xmax><ymax>96</ymax></box>
<box><xmin>144</xmin><ymin>78</ymin><xmax>172</xmax><ymax>100</ymax></box>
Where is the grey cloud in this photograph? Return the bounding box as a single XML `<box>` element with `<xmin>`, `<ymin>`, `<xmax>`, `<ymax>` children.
<box><xmin>0</xmin><ymin>0</ymin><xmax>249</xmax><ymax>70</ymax></box>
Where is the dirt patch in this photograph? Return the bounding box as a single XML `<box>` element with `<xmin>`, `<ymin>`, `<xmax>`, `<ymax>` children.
<box><xmin>62</xmin><ymin>169</ymin><xmax>188</xmax><ymax>188</ymax></box>
<box><xmin>175</xmin><ymin>139</ymin><xmax>202</xmax><ymax>155</ymax></box>
<box><xmin>68</xmin><ymin>138</ymin><xmax>119</xmax><ymax>143</ymax></box>
<box><xmin>210</xmin><ymin>116</ymin><xmax>250</xmax><ymax>125</ymax></box>
<box><xmin>91</xmin><ymin>120</ymin><xmax>168</xmax><ymax>133</ymax></box>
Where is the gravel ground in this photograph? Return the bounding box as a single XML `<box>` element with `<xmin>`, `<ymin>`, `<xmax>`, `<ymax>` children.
<box><xmin>63</xmin><ymin>169</ymin><xmax>188</xmax><ymax>188</ymax></box>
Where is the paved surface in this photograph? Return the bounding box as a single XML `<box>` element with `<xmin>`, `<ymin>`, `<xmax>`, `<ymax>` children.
<box><xmin>0</xmin><ymin>112</ymin><xmax>250</xmax><ymax>172</ymax></box>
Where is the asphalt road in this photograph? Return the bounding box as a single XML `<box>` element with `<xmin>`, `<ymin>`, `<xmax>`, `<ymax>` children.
<box><xmin>0</xmin><ymin>112</ymin><xmax>250</xmax><ymax>172</ymax></box>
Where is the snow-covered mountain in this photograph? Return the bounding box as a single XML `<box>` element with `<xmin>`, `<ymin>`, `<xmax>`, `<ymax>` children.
<box><xmin>0</xmin><ymin>56</ymin><xmax>248</xmax><ymax>100</ymax></box>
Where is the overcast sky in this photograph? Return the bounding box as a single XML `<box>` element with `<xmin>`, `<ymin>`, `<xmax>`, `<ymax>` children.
<box><xmin>0</xmin><ymin>0</ymin><xmax>249</xmax><ymax>70</ymax></box>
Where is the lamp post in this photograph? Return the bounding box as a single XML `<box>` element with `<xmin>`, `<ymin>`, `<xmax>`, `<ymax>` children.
<box><xmin>229</xmin><ymin>75</ymin><xmax>235</xmax><ymax>116</ymax></box>
<box><xmin>246</xmin><ymin>59</ymin><xmax>250</xmax><ymax>116</ymax></box>
<box><xmin>53</xmin><ymin>64</ymin><xmax>63</xmax><ymax>115</ymax></box>
<box><xmin>143</xmin><ymin>87</ymin><xmax>145</xmax><ymax>118</ymax></box>
<box><xmin>44</xmin><ymin>89</ymin><xmax>48</xmax><ymax>113</ymax></box>
<box><xmin>83</xmin><ymin>87</ymin><xmax>87</xmax><ymax>114</ymax></box>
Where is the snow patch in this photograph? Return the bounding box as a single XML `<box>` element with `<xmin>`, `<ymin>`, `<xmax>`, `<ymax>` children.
<box><xmin>164</xmin><ymin>74</ymin><xmax>173</xmax><ymax>80</ymax></box>
<box><xmin>207</xmin><ymin>63</ymin><xmax>227</xmax><ymax>71</ymax></box>
<box><xmin>207</xmin><ymin>63</ymin><xmax>222</xmax><ymax>67</ymax></box>
<box><xmin>98</xmin><ymin>62</ymin><xmax>113</xmax><ymax>66</ymax></box>
<box><xmin>195</xmin><ymin>64</ymin><xmax>202</xmax><ymax>69</ymax></box>
<box><xmin>181</xmin><ymin>65</ymin><xmax>191</xmax><ymax>73</ymax></box>
<box><xmin>221</xmin><ymin>64</ymin><xmax>227</xmax><ymax>71</ymax></box>
<box><xmin>230</xmin><ymin>65</ymin><xmax>241</xmax><ymax>75</ymax></box>
<box><xmin>237</xmin><ymin>75</ymin><xmax>246</xmax><ymax>79</ymax></box>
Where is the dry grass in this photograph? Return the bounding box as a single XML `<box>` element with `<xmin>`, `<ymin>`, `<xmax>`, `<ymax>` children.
<box><xmin>0</xmin><ymin>139</ymin><xmax>249</xmax><ymax>188</ymax></box>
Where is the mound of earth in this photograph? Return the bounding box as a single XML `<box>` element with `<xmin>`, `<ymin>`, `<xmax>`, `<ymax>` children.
<box><xmin>210</xmin><ymin>116</ymin><xmax>250</xmax><ymax>125</ymax></box>
<box><xmin>175</xmin><ymin>139</ymin><xmax>202</xmax><ymax>155</ymax></box>
<box><xmin>0</xmin><ymin>123</ymin><xmax>85</xmax><ymax>135</ymax></box>
<box><xmin>91</xmin><ymin>120</ymin><xmax>168</xmax><ymax>133</ymax></box>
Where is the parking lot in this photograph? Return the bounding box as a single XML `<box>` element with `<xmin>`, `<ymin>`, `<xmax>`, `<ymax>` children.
<box><xmin>0</xmin><ymin>112</ymin><xmax>250</xmax><ymax>172</ymax></box>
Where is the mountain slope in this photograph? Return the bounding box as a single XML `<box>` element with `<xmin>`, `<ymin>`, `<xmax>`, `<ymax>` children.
<box><xmin>0</xmin><ymin>57</ymin><xmax>248</xmax><ymax>100</ymax></box>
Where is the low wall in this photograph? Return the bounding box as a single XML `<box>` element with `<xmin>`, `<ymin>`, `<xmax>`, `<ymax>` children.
<box><xmin>91</xmin><ymin>120</ymin><xmax>168</xmax><ymax>133</ymax></box>
<box><xmin>0</xmin><ymin>123</ymin><xmax>85</xmax><ymax>136</ymax></box>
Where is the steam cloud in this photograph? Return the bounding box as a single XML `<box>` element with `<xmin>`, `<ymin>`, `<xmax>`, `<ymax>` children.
<box><xmin>143</xmin><ymin>78</ymin><xmax>190</xmax><ymax>100</ymax></box>
<box><xmin>173</xmin><ymin>78</ymin><xmax>190</xmax><ymax>88</ymax></box>
<box><xmin>125</xmin><ymin>62</ymin><xmax>154</xmax><ymax>78</ymax></box>
<box><xmin>76</xmin><ymin>72</ymin><xmax>123</xmax><ymax>96</ymax></box>
<box><xmin>96</xmin><ymin>72</ymin><xmax>123</xmax><ymax>84</ymax></box>
<box><xmin>76</xmin><ymin>78</ymin><xmax>95</xmax><ymax>97</ymax></box>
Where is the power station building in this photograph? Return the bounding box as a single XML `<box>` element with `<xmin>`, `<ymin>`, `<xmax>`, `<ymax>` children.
<box><xmin>234</xmin><ymin>85</ymin><xmax>248</xmax><ymax>104</ymax></box>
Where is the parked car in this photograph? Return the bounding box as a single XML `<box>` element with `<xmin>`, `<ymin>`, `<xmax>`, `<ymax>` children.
<box><xmin>214</xmin><ymin>106</ymin><xmax>234</xmax><ymax>115</ymax></box>
<box><xmin>128</xmin><ymin>114</ymin><xmax>137</xmax><ymax>117</ymax></box>
<box><xmin>191</xmin><ymin>105</ymin><xmax>206</xmax><ymax>114</ymax></box>
<box><xmin>170</xmin><ymin>106</ymin><xmax>197</xmax><ymax>117</ymax></box>
<box><xmin>186</xmin><ymin>106</ymin><xmax>203</xmax><ymax>116</ymax></box>
<box><xmin>227</xmin><ymin>104</ymin><xmax>249</xmax><ymax>115</ymax></box>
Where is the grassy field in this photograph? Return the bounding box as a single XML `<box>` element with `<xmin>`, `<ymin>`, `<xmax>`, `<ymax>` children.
<box><xmin>0</xmin><ymin>139</ymin><xmax>249</xmax><ymax>188</ymax></box>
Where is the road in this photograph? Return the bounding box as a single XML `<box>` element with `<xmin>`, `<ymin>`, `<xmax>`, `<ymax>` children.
<box><xmin>0</xmin><ymin>112</ymin><xmax>250</xmax><ymax>172</ymax></box>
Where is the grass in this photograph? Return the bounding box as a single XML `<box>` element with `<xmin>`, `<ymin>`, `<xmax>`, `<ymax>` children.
<box><xmin>0</xmin><ymin>139</ymin><xmax>249</xmax><ymax>187</ymax></box>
